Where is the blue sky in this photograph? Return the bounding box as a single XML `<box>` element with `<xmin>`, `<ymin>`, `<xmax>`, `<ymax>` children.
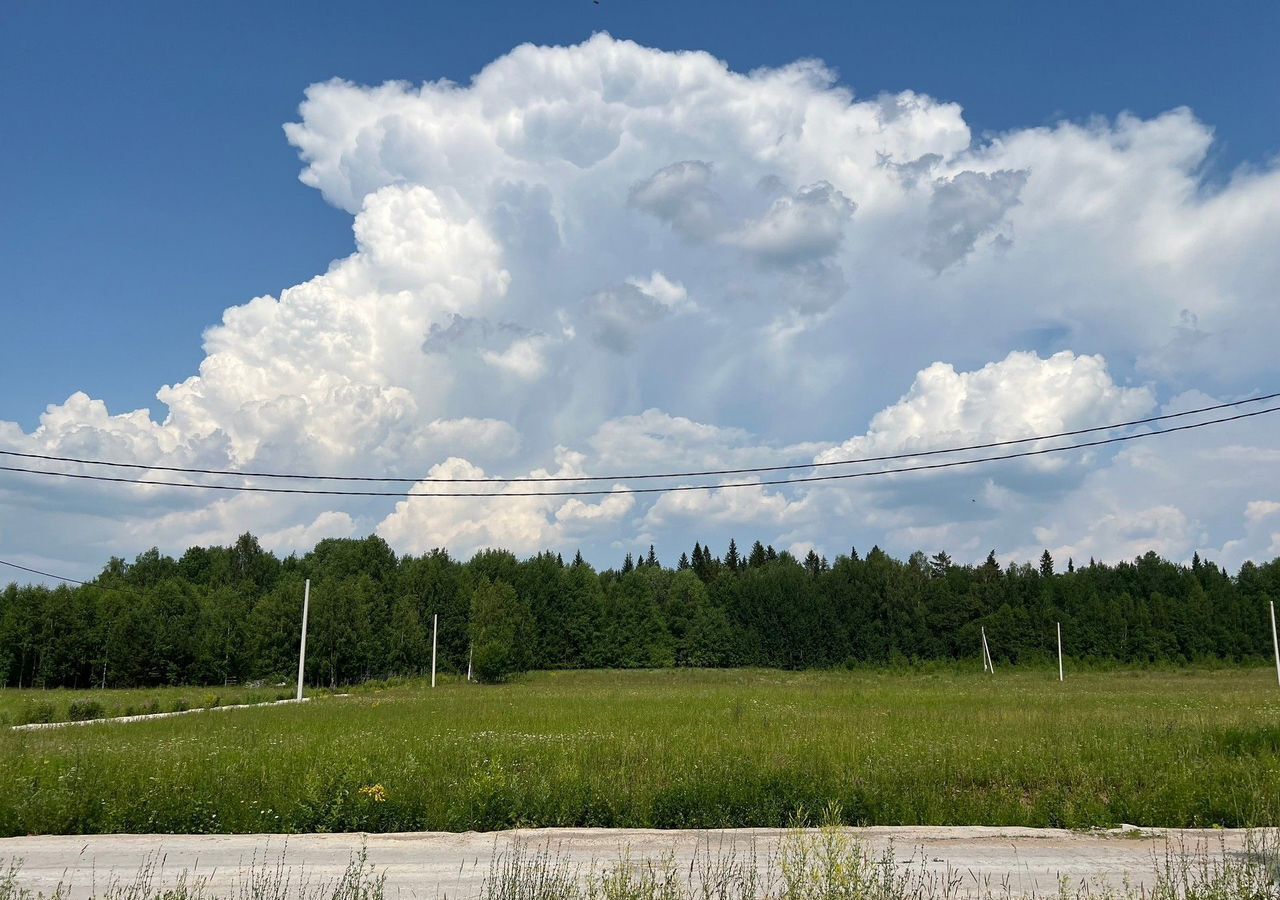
<box><xmin>3</xmin><ymin>1</ymin><xmax>1280</xmax><ymax>577</ymax></box>
<box><xmin>3</xmin><ymin>0</ymin><xmax>1277</xmax><ymax>427</ymax></box>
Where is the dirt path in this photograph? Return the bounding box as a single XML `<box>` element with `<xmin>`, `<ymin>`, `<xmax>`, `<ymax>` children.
<box><xmin>0</xmin><ymin>827</ymin><xmax>1261</xmax><ymax>899</ymax></box>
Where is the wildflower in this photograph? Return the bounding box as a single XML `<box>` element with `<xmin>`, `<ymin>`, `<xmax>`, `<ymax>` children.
<box><xmin>358</xmin><ymin>783</ymin><xmax>387</xmax><ymax>803</ymax></box>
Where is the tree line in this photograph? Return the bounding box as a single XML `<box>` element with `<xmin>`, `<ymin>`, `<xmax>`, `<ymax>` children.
<box><xmin>2</xmin><ymin>534</ymin><xmax>1277</xmax><ymax>687</ymax></box>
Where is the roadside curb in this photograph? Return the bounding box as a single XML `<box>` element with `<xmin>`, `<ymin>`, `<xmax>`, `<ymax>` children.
<box><xmin>10</xmin><ymin>697</ymin><xmax>310</xmax><ymax>731</ymax></box>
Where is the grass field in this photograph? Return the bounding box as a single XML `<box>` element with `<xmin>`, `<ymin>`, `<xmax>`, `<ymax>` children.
<box><xmin>2</xmin><ymin>667</ymin><xmax>1279</xmax><ymax>836</ymax></box>
<box><xmin>0</xmin><ymin>683</ymin><xmax>296</xmax><ymax>726</ymax></box>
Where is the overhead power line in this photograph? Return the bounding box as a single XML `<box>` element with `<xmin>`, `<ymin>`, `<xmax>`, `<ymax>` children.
<box><xmin>0</xmin><ymin>558</ymin><xmax>89</xmax><ymax>586</ymax></box>
<box><xmin>1</xmin><ymin>404</ymin><xmax>1276</xmax><ymax>498</ymax></box>
<box><xmin>0</xmin><ymin>391</ymin><xmax>1276</xmax><ymax>485</ymax></box>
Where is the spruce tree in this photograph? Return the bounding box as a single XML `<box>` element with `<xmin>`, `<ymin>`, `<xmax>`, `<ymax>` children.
<box><xmin>1040</xmin><ymin>550</ymin><xmax>1055</xmax><ymax>577</ymax></box>
<box><xmin>725</xmin><ymin>539</ymin><xmax>741</xmax><ymax>572</ymax></box>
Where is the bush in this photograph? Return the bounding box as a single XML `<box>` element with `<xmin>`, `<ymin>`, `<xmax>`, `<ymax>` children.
<box><xmin>171</xmin><ymin>698</ymin><xmax>191</xmax><ymax>713</ymax></box>
<box><xmin>202</xmin><ymin>693</ymin><xmax>221</xmax><ymax>709</ymax></box>
<box><xmin>17</xmin><ymin>699</ymin><xmax>57</xmax><ymax>725</ymax></box>
<box><xmin>67</xmin><ymin>699</ymin><xmax>106</xmax><ymax>721</ymax></box>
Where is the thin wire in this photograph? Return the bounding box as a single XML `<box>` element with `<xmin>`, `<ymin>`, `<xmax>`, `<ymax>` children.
<box><xmin>0</xmin><ymin>557</ymin><xmax>153</xmax><ymax>597</ymax></box>
<box><xmin>0</xmin><ymin>558</ymin><xmax>89</xmax><ymax>586</ymax></box>
<box><xmin>2</xmin><ymin>404</ymin><xmax>1275</xmax><ymax>498</ymax></box>
<box><xmin>1</xmin><ymin>391</ymin><xmax>1276</xmax><ymax>484</ymax></box>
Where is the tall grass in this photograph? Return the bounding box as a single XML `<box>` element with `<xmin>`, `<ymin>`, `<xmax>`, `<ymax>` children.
<box><xmin>2</xmin><ymin>668</ymin><xmax>1279</xmax><ymax>835</ymax></box>
<box><xmin>0</xmin><ymin>685</ymin><xmax>296</xmax><ymax>726</ymax></box>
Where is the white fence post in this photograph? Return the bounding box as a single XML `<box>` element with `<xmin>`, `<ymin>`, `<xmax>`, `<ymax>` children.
<box><xmin>1057</xmin><ymin>621</ymin><xmax>1064</xmax><ymax>683</ymax></box>
<box><xmin>431</xmin><ymin>613</ymin><xmax>438</xmax><ymax>689</ymax></box>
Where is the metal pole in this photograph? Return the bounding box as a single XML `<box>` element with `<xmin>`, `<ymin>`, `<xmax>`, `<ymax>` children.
<box><xmin>296</xmin><ymin>579</ymin><xmax>310</xmax><ymax>702</ymax></box>
<box><xmin>467</xmin><ymin>643</ymin><xmax>473</xmax><ymax>682</ymax></box>
<box><xmin>1057</xmin><ymin>621</ymin><xmax>1064</xmax><ymax>682</ymax></box>
<box><xmin>982</xmin><ymin>626</ymin><xmax>994</xmax><ymax>674</ymax></box>
<box><xmin>1270</xmin><ymin>601</ymin><xmax>1279</xmax><ymax>688</ymax></box>
<box><xmin>431</xmin><ymin>613</ymin><xmax>438</xmax><ymax>689</ymax></box>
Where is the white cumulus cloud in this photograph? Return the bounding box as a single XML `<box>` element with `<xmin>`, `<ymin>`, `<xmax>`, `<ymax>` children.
<box><xmin>2</xmin><ymin>35</ymin><xmax>1280</xmax><ymax>576</ymax></box>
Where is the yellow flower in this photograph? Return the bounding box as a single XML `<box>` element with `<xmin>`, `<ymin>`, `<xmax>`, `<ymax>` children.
<box><xmin>358</xmin><ymin>783</ymin><xmax>387</xmax><ymax>803</ymax></box>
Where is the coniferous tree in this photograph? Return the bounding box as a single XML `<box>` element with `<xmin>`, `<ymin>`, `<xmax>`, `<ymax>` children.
<box><xmin>725</xmin><ymin>539</ymin><xmax>741</xmax><ymax>572</ymax></box>
<box><xmin>929</xmin><ymin>551</ymin><xmax>953</xmax><ymax>579</ymax></box>
<box><xmin>1040</xmin><ymin>550</ymin><xmax>1055</xmax><ymax>578</ymax></box>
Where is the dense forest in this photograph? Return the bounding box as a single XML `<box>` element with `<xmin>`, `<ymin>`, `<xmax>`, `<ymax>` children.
<box><xmin>2</xmin><ymin>534</ymin><xmax>1278</xmax><ymax>688</ymax></box>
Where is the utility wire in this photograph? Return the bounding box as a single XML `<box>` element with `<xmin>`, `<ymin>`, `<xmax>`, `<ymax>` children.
<box><xmin>0</xmin><ymin>557</ymin><xmax>159</xmax><ymax>598</ymax></box>
<box><xmin>2</xmin><ymin>404</ymin><xmax>1276</xmax><ymax>499</ymax></box>
<box><xmin>0</xmin><ymin>558</ymin><xmax>89</xmax><ymax>586</ymax></box>
<box><xmin>0</xmin><ymin>392</ymin><xmax>1276</xmax><ymax>485</ymax></box>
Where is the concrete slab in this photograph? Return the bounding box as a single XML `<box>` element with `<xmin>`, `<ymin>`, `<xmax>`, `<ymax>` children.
<box><xmin>0</xmin><ymin>827</ymin><xmax>1264</xmax><ymax>899</ymax></box>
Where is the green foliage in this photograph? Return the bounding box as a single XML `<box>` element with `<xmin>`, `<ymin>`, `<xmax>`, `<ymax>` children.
<box><xmin>470</xmin><ymin>578</ymin><xmax>529</xmax><ymax>683</ymax></box>
<box><xmin>67</xmin><ymin>699</ymin><xmax>105</xmax><ymax>721</ymax></box>
<box><xmin>3</xmin><ymin>535</ymin><xmax>1280</xmax><ymax>690</ymax></box>
<box><xmin>15</xmin><ymin>699</ymin><xmax>54</xmax><ymax>725</ymax></box>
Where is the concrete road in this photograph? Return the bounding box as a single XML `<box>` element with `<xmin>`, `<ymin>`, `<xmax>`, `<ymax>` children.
<box><xmin>0</xmin><ymin>827</ymin><xmax>1263</xmax><ymax>899</ymax></box>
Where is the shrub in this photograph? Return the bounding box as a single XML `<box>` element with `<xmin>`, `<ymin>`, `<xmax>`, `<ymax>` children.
<box><xmin>171</xmin><ymin>698</ymin><xmax>190</xmax><ymax>713</ymax></box>
<box><xmin>68</xmin><ymin>699</ymin><xmax>106</xmax><ymax>721</ymax></box>
<box><xmin>17</xmin><ymin>699</ymin><xmax>57</xmax><ymax>725</ymax></box>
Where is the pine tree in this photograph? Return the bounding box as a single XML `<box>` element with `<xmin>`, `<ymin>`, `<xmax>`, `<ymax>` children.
<box><xmin>621</xmin><ymin>553</ymin><xmax>634</xmax><ymax>574</ymax></box>
<box><xmin>803</xmin><ymin>549</ymin><xmax>822</xmax><ymax>577</ymax></box>
<box><xmin>984</xmin><ymin>550</ymin><xmax>1000</xmax><ymax>571</ymax></box>
<box><xmin>573</xmin><ymin>550</ymin><xmax>585</xmax><ymax>568</ymax></box>
<box><xmin>929</xmin><ymin>551</ymin><xmax>952</xmax><ymax>579</ymax></box>
<box><xmin>725</xmin><ymin>539</ymin><xmax>741</xmax><ymax>572</ymax></box>
<box><xmin>765</xmin><ymin>545</ymin><xmax>778</xmax><ymax>562</ymax></box>
<box><xmin>1040</xmin><ymin>550</ymin><xmax>1055</xmax><ymax>578</ymax></box>
<box><xmin>646</xmin><ymin>545</ymin><xmax>658</xmax><ymax>568</ymax></box>
<box><xmin>749</xmin><ymin>541</ymin><xmax>767</xmax><ymax>568</ymax></box>
<box><xmin>677</xmin><ymin>552</ymin><xmax>690</xmax><ymax>570</ymax></box>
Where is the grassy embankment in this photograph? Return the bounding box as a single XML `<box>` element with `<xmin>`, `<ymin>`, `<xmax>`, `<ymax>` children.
<box><xmin>2</xmin><ymin>667</ymin><xmax>1278</xmax><ymax>835</ymax></box>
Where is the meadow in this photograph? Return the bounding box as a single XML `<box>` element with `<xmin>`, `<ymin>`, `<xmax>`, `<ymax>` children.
<box><xmin>0</xmin><ymin>683</ymin><xmax>296</xmax><ymax>726</ymax></box>
<box><xmin>1</xmin><ymin>667</ymin><xmax>1278</xmax><ymax>836</ymax></box>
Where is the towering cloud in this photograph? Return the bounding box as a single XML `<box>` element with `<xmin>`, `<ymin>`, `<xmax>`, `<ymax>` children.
<box><xmin>3</xmin><ymin>35</ymin><xmax>1279</xmax><ymax>576</ymax></box>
